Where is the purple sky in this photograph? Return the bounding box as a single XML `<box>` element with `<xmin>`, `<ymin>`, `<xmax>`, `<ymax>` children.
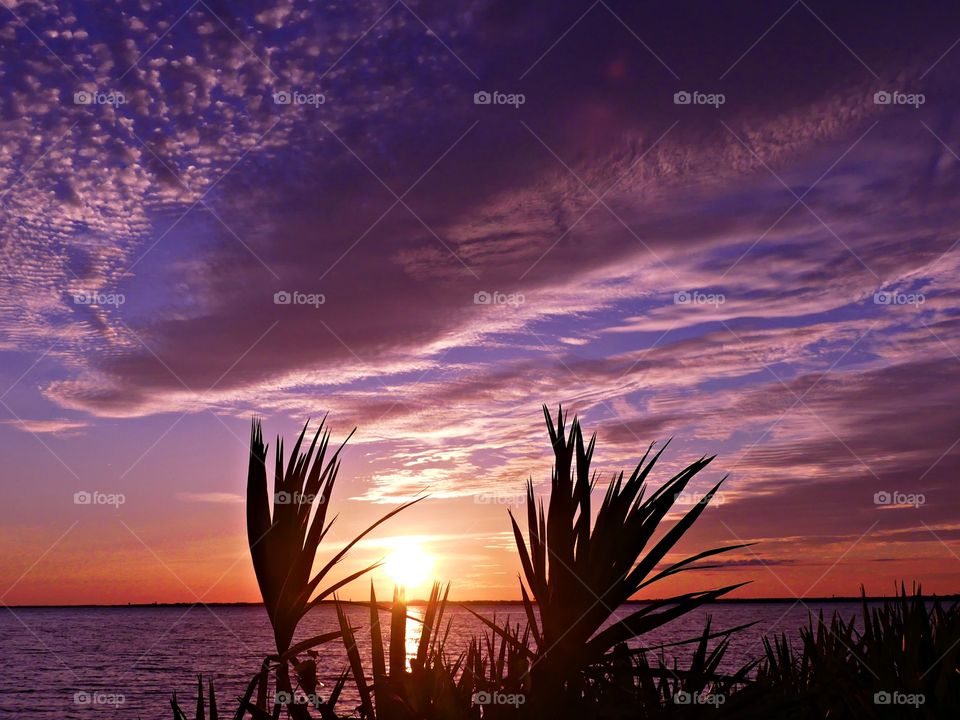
<box><xmin>1</xmin><ymin>0</ymin><xmax>960</xmax><ymax>603</ymax></box>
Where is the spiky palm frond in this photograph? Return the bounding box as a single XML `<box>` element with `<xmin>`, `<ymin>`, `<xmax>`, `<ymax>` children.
<box><xmin>336</xmin><ymin>582</ymin><xmax>469</xmax><ymax>720</ymax></box>
<box><xmin>502</xmin><ymin>406</ymin><xmax>750</xmax><ymax>713</ymax></box>
<box><xmin>170</xmin><ymin>675</ymin><xmax>218</xmax><ymax>720</ymax></box>
<box><xmin>243</xmin><ymin>417</ymin><xmax>422</xmax><ymax>719</ymax></box>
<box><xmin>750</xmin><ymin>583</ymin><xmax>960</xmax><ymax>718</ymax></box>
<box><xmin>247</xmin><ymin>417</ymin><xmax>421</xmax><ymax>654</ymax></box>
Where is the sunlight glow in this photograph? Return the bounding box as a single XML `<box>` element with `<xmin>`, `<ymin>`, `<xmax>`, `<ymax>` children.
<box><xmin>384</xmin><ymin>542</ymin><xmax>433</xmax><ymax>589</ymax></box>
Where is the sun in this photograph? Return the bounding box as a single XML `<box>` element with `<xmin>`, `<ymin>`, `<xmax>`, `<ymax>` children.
<box><xmin>383</xmin><ymin>542</ymin><xmax>433</xmax><ymax>589</ymax></box>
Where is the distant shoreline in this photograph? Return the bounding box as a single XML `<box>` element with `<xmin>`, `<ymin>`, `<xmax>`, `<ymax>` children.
<box><xmin>8</xmin><ymin>595</ymin><xmax>960</xmax><ymax>609</ymax></box>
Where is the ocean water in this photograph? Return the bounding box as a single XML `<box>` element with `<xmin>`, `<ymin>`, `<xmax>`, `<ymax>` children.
<box><xmin>0</xmin><ymin>601</ymin><xmax>874</xmax><ymax>718</ymax></box>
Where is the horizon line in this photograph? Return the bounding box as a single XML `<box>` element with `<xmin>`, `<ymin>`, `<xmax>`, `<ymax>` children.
<box><xmin>6</xmin><ymin>593</ymin><xmax>959</xmax><ymax>609</ymax></box>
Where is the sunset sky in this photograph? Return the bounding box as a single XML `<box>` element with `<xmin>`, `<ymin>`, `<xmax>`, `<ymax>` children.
<box><xmin>2</xmin><ymin>0</ymin><xmax>960</xmax><ymax>605</ymax></box>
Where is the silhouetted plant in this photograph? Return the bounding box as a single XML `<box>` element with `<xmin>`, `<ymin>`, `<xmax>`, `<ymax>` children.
<box><xmin>625</xmin><ymin>618</ymin><xmax>758</xmax><ymax>719</ymax></box>
<box><xmin>171</xmin><ymin>417</ymin><xmax>421</xmax><ymax>719</ymax></box>
<box><xmin>747</xmin><ymin>583</ymin><xmax>960</xmax><ymax>719</ymax></box>
<box><xmin>335</xmin><ymin>581</ymin><xmax>470</xmax><ymax>720</ymax></box>
<box><xmin>246</xmin><ymin>417</ymin><xmax>421</xmax><ymax>717</ymax></box>
<box><xmin>172</xmin><ymin>675</ymin><xmax>247</xmax><ymax>720</ymax></box>
<box><xmin>471</xmin><ymin>406</ymin><xmax>751</xmax><ymax>718</ymax></box>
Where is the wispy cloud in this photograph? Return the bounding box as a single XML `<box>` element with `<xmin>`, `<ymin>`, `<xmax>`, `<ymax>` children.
<box><xmin>176</xmin><ymin>492</ymin><xmax>244</xmax><ymax>504</ymax></box>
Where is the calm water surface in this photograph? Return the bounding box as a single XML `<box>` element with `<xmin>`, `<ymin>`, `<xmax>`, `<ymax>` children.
<box><xmin>0</xmin><ymin>602</ymin><xmax>877</xmax><ymax>718</ymax></box>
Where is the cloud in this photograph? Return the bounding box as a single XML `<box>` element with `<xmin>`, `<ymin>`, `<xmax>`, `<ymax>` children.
<box><xmin>0</xmin><ymin>418</ymin><xmax>86</xmax><ymax>434</ymax></box>
<box><xmin>176</xmin><ymin>492</ymin><xmax>244</xmax><ymax>504</ymax></box>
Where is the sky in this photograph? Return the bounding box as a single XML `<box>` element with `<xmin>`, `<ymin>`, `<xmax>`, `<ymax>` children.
<box><xmin>1</xmin><ymin>0</ymin><xmax>960</xmax><ymax>604</ymax></box>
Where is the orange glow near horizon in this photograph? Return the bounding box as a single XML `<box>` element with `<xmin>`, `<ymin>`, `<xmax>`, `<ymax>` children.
<box><xmin>383</xmin><ymin>541</ymin><xmax>434</xmax><ymax>590</ymax></box>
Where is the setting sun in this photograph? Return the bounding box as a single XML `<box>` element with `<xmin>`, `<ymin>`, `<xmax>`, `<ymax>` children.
<box><xmin>383</xmin><ymin>542</ymin><xmax>433</xmax><ymax>589</ymax></box>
